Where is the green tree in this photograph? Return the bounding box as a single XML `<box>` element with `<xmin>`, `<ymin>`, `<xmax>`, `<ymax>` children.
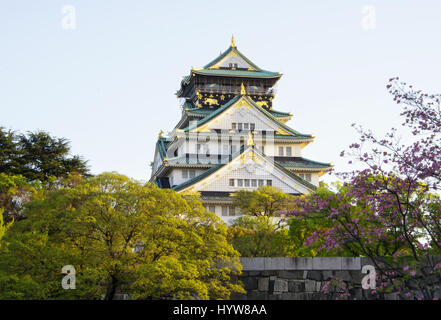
<box><xmin>0</xmin><ymin>128</ymin><xmax>20</xmax><ymax>174</ymax></box>
<box><xmin>0</xmin><ymin>173</ymin><xmax>243</xmax><ymax>300</ymax></box>
<box><xmin>0</xmin><ymin>208</ymin><xmax>12</xmax><ymax>243</ymax></box>
<box><xmin>0</xmin><ymin>127</ymin><xmax>90</xmax><ymax>184</ymax></box>
<box><xmin>0</xmin><ymin>173</ymin><xmax>40</xmax><ymax>223</ymax></box>
<box><xmin>17</xmin><ymin>131</ymin><xmax>90</xmax><ymax>184</ymax></box>
<box><xmin>228</xmin><ymin>186</ymin><xmax>295</xmax><ymax>257</ymax></box>
<box><xmin>232</xmin><ymin>185</ymin><xmax>291</xmax><ymax>217</ymax></box>
<box><xmin>228</xmin><ymin>215</ymin><xmax>293</xmax><ymax>257</ymax></box>
<box><xmin>287</xmin><ymin>185</ymin><xmax>356</xmax><ymax>257</ymax></box>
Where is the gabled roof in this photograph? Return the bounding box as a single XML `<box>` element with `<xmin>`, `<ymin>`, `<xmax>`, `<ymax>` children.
<box><xmin>172</xmin><ymin>146</ymin><xmax>317</xmax><ymax>192</ymax></box>
<box><xmin>194</xmin><ymin>38</ymin><xmax>281</xmax><ymax>79</ymax></box>
<box><xmin>203</xmin><ymin>41</ymin><xmax>262</xmax><ymax>70</ymax></box>
<box><xmin>182</xmin><ymin>94</ymin><xmax>311</xmax><ymax>138</ymax></box>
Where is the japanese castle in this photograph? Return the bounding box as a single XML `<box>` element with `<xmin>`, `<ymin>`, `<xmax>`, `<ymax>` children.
<box><xmin>150</xmin><ymin>37</ymin><xmax>332</xmax><ymax>223</ymax></box>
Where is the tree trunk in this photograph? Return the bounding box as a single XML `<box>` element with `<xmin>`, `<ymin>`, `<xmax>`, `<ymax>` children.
<box><xmin>103</xmin><ymin>275</ymin><xmax>118</xmax><ymax>300</ymax></box>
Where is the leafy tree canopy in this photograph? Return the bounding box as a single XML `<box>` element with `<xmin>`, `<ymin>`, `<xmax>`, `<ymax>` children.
<box><xmin>0</xmin><ymin>127</ymin><xmax>90</xmax><ymax>184</ymax></box>
<box><xmin>0</xmin><ymin>173</ymin><xmax>243</xmax><ymax>300</ymax></box>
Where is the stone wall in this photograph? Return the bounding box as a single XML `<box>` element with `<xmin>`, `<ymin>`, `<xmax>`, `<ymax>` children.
<box><xmin>231</xmin><ymin>257</ymin><xmax>399</xmax><ymax>300</ymax></box>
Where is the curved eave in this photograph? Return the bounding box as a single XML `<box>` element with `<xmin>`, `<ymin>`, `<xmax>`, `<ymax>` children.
<box><xmin>191</xmin><ymin>69</ymin><xmax>281</xmax><ymax>79</ymax></box>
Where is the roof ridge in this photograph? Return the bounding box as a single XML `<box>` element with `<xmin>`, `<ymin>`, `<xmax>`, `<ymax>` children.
<box><xmin>203</xmin><ymin>45</ymin><xmax>262</xmax><ymax>71</ymax></box>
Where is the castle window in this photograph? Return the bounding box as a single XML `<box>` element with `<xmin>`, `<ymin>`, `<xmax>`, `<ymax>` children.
<box><xmin>222</xmin><ymin>206</ymin><xmax>228</xmax><ymax>216</ymax></box>
<box><xmin>229</xmin><ymin>179</ymin><xmax>235</xmax><ymax>187</ymax></box>
<box><xmin>258</xmin><ymin>179</ymin><xmax>264</xmax><ymax>186</ymax></box>
<box><xmin>244</xmin><ymin>123</ymin><xmax>249</xmax><ymax>130</ymax></box>
<box><xmin>244</xmin><ymin>179</ymin><xmax>250</xmax><ymax>187</ymax></box>
<box><xmin>286</xmin><ymin>147</ymin><xmax>292</xmax><ymax>156</ymax></box>
<box><xmin>305</xmin><ymin>173</ymin><xmax>311</xmax><ymax>182</ymax></box>
<box><xmin>250</xmin><ymin>123</ymin><xmax>255</xmax><ymax>131</ymax></box>
<box><xmin>238</xmin><ymin>123</ymin><xmax>243</xmax><ymax>131</ymax></box>
<box><xmin>209</xmin><ymin>205</ymin><xmax>216</xmax><ymax>214</ymax></box>
<box><xmin>279</xmin><ymin>146</ymin><xmax>284</xmax><ymax>156</ymax></box>
<box><xmin>182</xmin><ymin>170</ymin><xmax>188</xmax><ymax>178</ymax></box>
<box><xmin>251</xmin><ymin>179</ymin><xmax>257</xmax><ymax>187</ymax></box>
<box><xmin>232</xmin><ymin>123</ymin><xmax>236</xmax><ymax>130</ymax></box>
<box><xmin>229</xmin><ymin>207</ymin><xmax>236</xmax><ymax>216</ymax></box>
<box><xmin>237</xmin><ymin>179</ymin><xmax>243</xmax><ymax>187</ymax></box>
<box><xmin>266</xmin><ymin>180</ymin><xmax>272</xmax><ymax>186</ymax></box>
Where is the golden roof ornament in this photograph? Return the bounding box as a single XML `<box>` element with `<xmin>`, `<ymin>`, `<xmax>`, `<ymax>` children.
<box><xmin>158</xmin><ymin>130</ymin><xmax>164</xmax><ymax>138</ymax></box>
<box><xmin>240</xmin><ymin>82</ymin><xmax>246</xmax><ymax>95</ymax></box>
<box><xmin>247</xmin><ymin>131</ymin><xmax>254</xmax><ymax>147</ymax></box>
<box><xmin>231</xmin><ymin>35</ymin><xmax>236</xmax><ymax>48</ymax></box>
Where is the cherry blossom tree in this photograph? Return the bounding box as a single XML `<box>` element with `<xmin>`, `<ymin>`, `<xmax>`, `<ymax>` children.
<box><xmin>288</xmin><ymin>78</ymin><xmax>441</xmax><ymax>300</ymax></box>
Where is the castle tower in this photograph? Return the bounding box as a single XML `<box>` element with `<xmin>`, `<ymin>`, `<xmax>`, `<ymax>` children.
<box><xmin>150</xmin><ymin>38</ymin><xmax>332</xmax><ymax>223</ymax></box>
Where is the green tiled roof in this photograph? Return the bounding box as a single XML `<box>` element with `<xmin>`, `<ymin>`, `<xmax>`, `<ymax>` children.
<box><xmin>274</xmin><ymin>157</ymin><xmax>331</xmax><ymax>169</ymax></box>
<box><xmin>192</xmin><ymin>68</ymin><xmax>280</xmax><ymax>79</ymax></box>
<box><xmin>269</xmin><ymin>110</ymin><xmax>291</xmax><ymax>117</ymax></box>
<box><xmin>156</xmin><ymin>137</ymin><xmax>170</xmax><ymax>159</ymax></box>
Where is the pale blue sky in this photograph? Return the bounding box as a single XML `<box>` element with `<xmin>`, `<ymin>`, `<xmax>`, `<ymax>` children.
<box><xmin>1</xmin><ymin>1</ymin><xmax>440</xmax><ymax>182</ymax></box>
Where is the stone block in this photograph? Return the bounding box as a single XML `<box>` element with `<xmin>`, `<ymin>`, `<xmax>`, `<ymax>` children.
<box><xmin>333</xmin><ymin>271</ymin><xmax>352</xmax><ymax>282</ymax></box>
<box><xmin>288</xmin><ymin>280</ymin><xmax>304</xmax><ymax>292</ymax></box>
<box><xmin>341</xmin><ymin>257</ymin><xmax>361</xmax><ymax>270</ymax></box>
<box><xmin>241</xmin><ymin>257</ymin><xmax>265</xmax><ymax>271</ymax></box>
<box><xmin>312</xmin><ymin>257</ymin><xmax>342</xmax><ymax>270</ymax></box>
<box><xmin>274</xmin><ymin>279</ymin><xmax>288</xmax><ymax>292</ymax></box>
<box><xmin>258</xmin><ymin>277</ymin><xmax>269</xmax><ymax>292</ymax></box>
<box><xmin>241</xmin><ymin>277</ymin><xmax>258</xmax><ymax>290</ymax></box>
<box><xmin>349</xmin><ymin>270</ymin><xmax>363</xmax><ymax>284</ymax></box>
<box><xmin>276</xmin><ymin>270</ymin><xmax>304</xmax><ymax>279</ymax></box>
<box><xmin>285</xmin><ymin>257</ymin><xmax>313</xmax><ymax>270</ymax></box>
<box><xmin>315</xmin><ymin>281</ymin><xmax>322</xmax><ymax>292</ymax></box>
<box><xmin>304</xmin><ymin>279</ymin><xmax>316</xmax><ymax>292</ymax></box>
<box><xmin>350</xmin><ymin>288</ymin><xmax>363</xmax><ymax>300</ymax></box>
<box><xmin>307</xmin><ymin>270</ymin><xmax>322</xmax><ymax>281</ymax></box>
<box><xmin>264</xmin><ymin>257</ymin><xmax>285</xmax><ymax>270</ymax></box>
<box><xmin>322</xmin><ymin>271</ymin><xmax>333</xmax><ymax>281</ymax></box>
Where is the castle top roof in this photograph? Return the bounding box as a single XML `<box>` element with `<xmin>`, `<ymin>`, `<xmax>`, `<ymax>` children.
<box><xmin>191</xmin><ymin>37</ymin><xmax>281</xmax><ymax>79</ymax></box>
